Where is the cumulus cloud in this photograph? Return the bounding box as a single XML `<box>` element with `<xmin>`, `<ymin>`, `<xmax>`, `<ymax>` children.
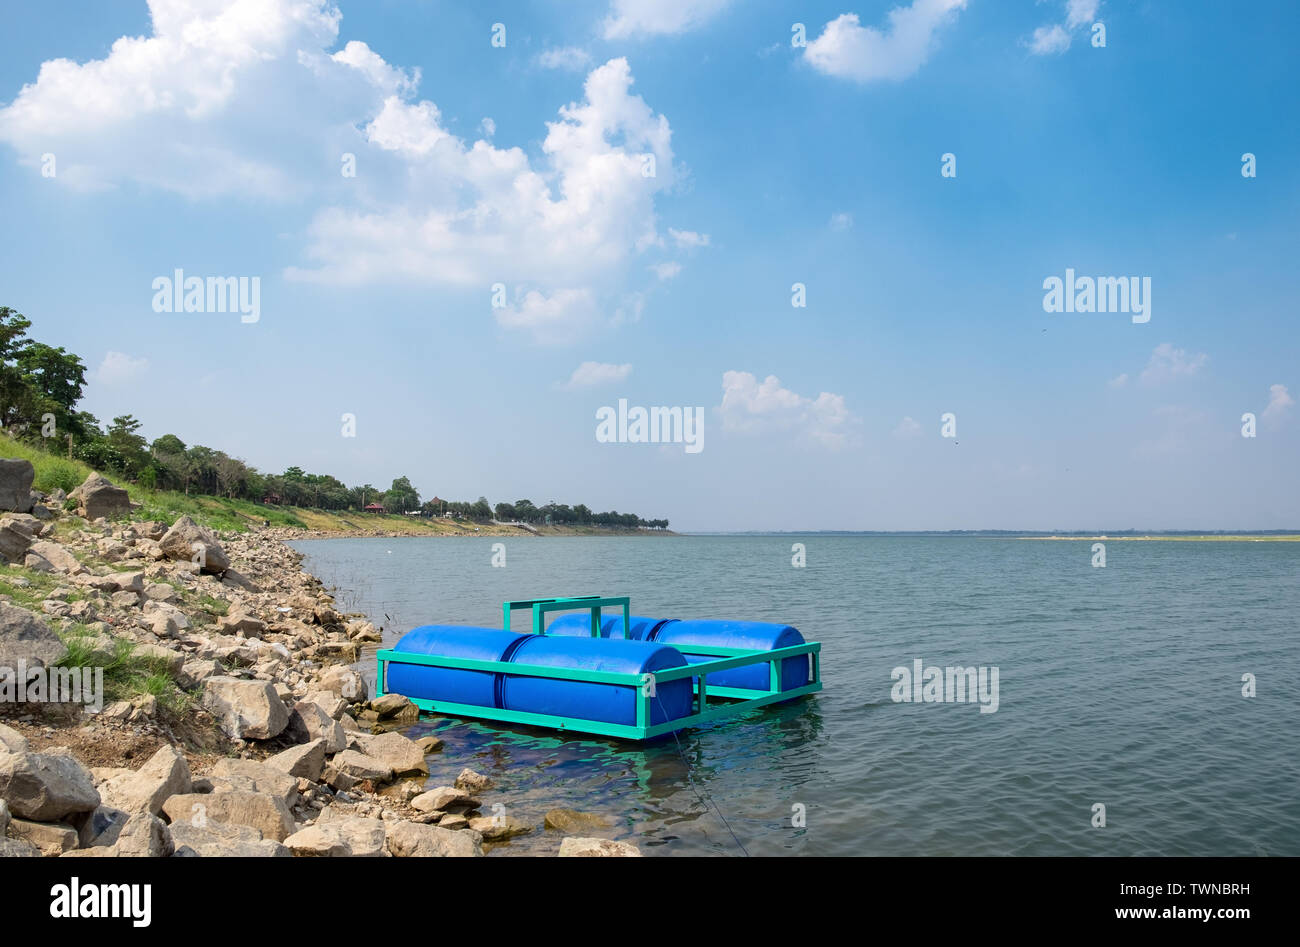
<box><xmin>602</xmin><ymin>0</ymin><xmax>732</xmax><ymax>39</ymax></box>
<box><xmin>1026</xmin><ymin>0</ymin><xmax>1100</xmax><ymax>55</ymax></box>
<box><xmin>803</xmin><ymin>1</ymin><xmax>967</xmax><ymax>83</ymax></box>
<box><xmin>1139</xmin><ymin>344</ymin><xmax>1208</xmax><ymax>386</ymax></box>
<box><xmin>538</xmin><ymin>46</ymin><xmax>593</xmax><ymax>71</ymax></box>
<box><xmin>1107</xmin><ymin>373</ymin><xmax>1129</xmax><ymax>389</ymax></box>
<box><xmin>718</xmin><ymin>371</ymin><xmax>854</xmax><ymax>448</ymax></box>
<box><xmin>1262</xmin><ymin>383</ymin><xmax>1294</xmax><ymax>420</ymax></box>
<box><xmin>561</xmin><ymin>361</ymin><xmax>633</xmax><ymax>389</ymax></box>
<box><xmin>0</xmin><ymin>2</ymin><xmax>702</xmax><ymax>345</ymax></box>
<box><xmin>1027</xmin><ymin>25</ymin><xmax>1071</xmax><ymax>55</ymax></box>
<box><xmin>829</xmin><ymin>212</ymin><xmax>854</xmax><ymax>231</ymax></box>
<box><xmin>89</xmin><ymin>351</ymin><xmax>149</xmax><ymax>385</ymax></box>
<box><xmin>650</xmin><ymin>261</ymin><xmax>682</xmax><ymax>281</ymax></box>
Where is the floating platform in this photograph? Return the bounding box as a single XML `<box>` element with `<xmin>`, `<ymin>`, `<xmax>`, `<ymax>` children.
<box><xmin>375</xmin><ymin>595</ymin><xmax>823</xmax><ymax>740</ymax></box>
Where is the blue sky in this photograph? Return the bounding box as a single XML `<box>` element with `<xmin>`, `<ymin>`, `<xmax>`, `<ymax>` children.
<box><xmin>1</xmin><ymin>0</ymin><xmax>1296</xmax><ymax>530</ymax></box>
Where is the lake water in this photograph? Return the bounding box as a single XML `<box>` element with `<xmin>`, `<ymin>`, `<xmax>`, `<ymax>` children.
<box><xmin>291</xmin><ymin>534</ymin><xmax>1300</xmax><ymax>856</ymax></box>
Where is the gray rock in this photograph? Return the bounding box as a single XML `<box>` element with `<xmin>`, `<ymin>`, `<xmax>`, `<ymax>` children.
<box><xmin>158</xmin><ymin>515</ymin><xmax>229</xmax><ymax>574</ymax></box>
<box><xmin>348</xmin><ymin>731</ymin><xmax>428</xmax><ymax>777</ymax></box>
<box><xmin>0</xmin><ymin>722</ymin><xmax>29</xmax><ymax>755</ymax></box>
<box><xmin>411</xmin><ymin>786</ymin><xmax>479</xmax><ymax>813</ymax></box>
<box><xmin>287</xmin><ymin>700</ymin><xmax>348</xmax><ymax>753</ymax></box>
<box><xmin>72</xmin><ymin>474</ymin><xmax>131</xmax><ymax>521</ymax></box>
<box><xmin>201</xmin><ymin>677</ymin><xmax>288</xmax><ymax>740</ymax></box>
<box><xmin>0</xmin><ymin>750</ymin><xmax>100</xmax><ymax>821</ymax></box>
<box><xmin>168</xmin><ymin>821</ymin><xmax>290</xmax><ymax>857</ymax></box>
<box><xmin>316</xmin><ymin>666</ymin><xmax>367</xmax><ymax>703</ymax></box>
<box><xmin>7</xmin><ymin>816</ymin><xmax>82</xmax><ymax>854</ymax></box>
<box><xmin>206</xmin><ymin>758</ymin><xmax>297</xmax><ymax>807</ymax></box>
<box><xmin>0</xmin><ymin>516</ymin><xmax>37</xmax><ymax>563</ymax></box>
<box><xmin>558</xmin><ymin>837</ymin><xmax>642</xmax><ymax>857</ymax></box>
<box><xmin>0</xmin><ymin>601</ymin><xmax>66</xmax><ymax>668</ymax></box>
<box><xmin>0</xmin><ymin>459</ymin><xmax>35</xmax><ymax>513</ymax></box>
<box><xmin>386</xmin><ymin>820</ymin><xmax>484</xmax><ymax>857</ymax></box>
<box><xmin>24</xmin><ymin>540</ymin><xmax>85</xmax><ymax>575</ymax></box>
<box><xmin>330</xmin><ymin>749</ymin><xmax>393</xmax><ymax>783</ymax></box>
<box><xmin>112</xmin><ymin>812</ymin><xmax>174</xmax><ymax>857</ymax></box>
<box><xmin>455</xmin><ymin>768</ymin><xmax>492</xmax><ymax>793</ymax></box>
<box><xmin>97</xmin><ymin>745</ymin><xmax>191</xmax><ymax>816</ymax></box>
<box><xmin>0</xmin><ymin>797</ymin><xmax>8</xmax><ymax>834</ymax></box>
<box><xmin>0</xmin><ymin>837</ymin><xmax>41</xmax><ymax>857</ymax></box>
<box><xmin>468</xmin><ymin>814</ymin><xmax>532</xmax><ymax>841</ymax></box>
<box><xmin>369</xmin><ymin>693</ymin><xmax>415</xmax><ymax>718</ymax></box>
<box><xmin>265</xmin><ymin>740</ymin><xmax>326</xmax><ymax>782</ymax></box>
<box><xmin>161</xmin><ymin>791</ymin><xmax>296</xmax><ymax>842</ymax></box>
<box><xmin>284</xmin><ymin>817</ymin><xmax>387</xmax><ymax>857</ymax></box>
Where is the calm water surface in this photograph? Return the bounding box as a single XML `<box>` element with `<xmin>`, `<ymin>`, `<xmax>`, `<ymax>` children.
<box><xmin>291</xmin><ymin>535</ymin><xmax>1300</xmax><ymax>856</ymax></box>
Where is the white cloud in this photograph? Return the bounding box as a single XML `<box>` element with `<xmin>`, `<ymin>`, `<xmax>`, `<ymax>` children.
<box><xmin>561</xmin><ymin>361</ymin><xmax>632</xmax><ymax>389</ymax></box>
<box><xmin>538</xmin><ymin>46</ymin><xmax>593</xmax><ymax>71</ymax></box>
<box><xmin>0</xmin><ymin>0</ymin><xmax>347</xmax><ymax>196</ymax></box>
<box><xmin>892</xmin><ymin>416</ymin><xmax>922</xmax><ymax>438</ymax></box>
<box><xmin>830</xmin><ymin>212</ymin><xmax>854</xmax><ymax>231</ymax></box>
<box><xmin>602</xmin><ymin>0</ymin><xmax>732</xmax><ymax>39</ymax></box>
<box><xmin>0</xmin><ymin>3</ymin><xmax>699</xmax><ymax>346</ymax></box>
<box><xmin>668</xmin><ymin>228</ymin><xmax>710</xmax><ymax>248</ymax></box>
<box><xmin>89</xmin><ymin>350</ymin><xmax>149</xmax><ymax>385</ymax></box>
<box><xmin>718</xmin><ymin>371</ymin><xmax>854</xmax><ymax>448</ymax></box>
<box><xmin>1107</xmin><ymin>373</ymin><xmax>1129</xmax><ymax>389</ymax></box>
<box><xmin>1027</xmin><ymin>1</ymin><xmax>1100</xmax><ymax>56</ymax></box>
<box><xmin>1140</xmin><ymin>343</ymin><xmax>1208</xmax><ymax>386</ymax></box>
<box><xmin>1262</xmin><ymin>383</ymin><xmax>1294</xmax><ymax>420</ymax></box>
<box><xmin>1028</xmin><ymin>24</ymin><xmax>1071</xmax><ymax>55</ymax></box>
<box><xmin>1066</xmin><ymin>0</ymin><xmax>1100</xmax><ymax>29</ymax></box>
<box><xmin>287</xmin><ymin>57</ymin><xmax>680</xmax><ymax>301</ymax></box>
<box><xmin>803</xmin><ymin>1</ymin><xmax>967</xmax><ymax>83</ymax></box>
<box><xmin>479</xmin><ymin>117</ymin><xmax>495</xmax><ymax>137</ymax></box>
<box><xmin>495</xmin><ymin>288</ymin><xmax>598</xmax><ymax>346</ymax></box>
<box><xmin>651</xmin><ymin>261</ymin><xmax>682</xmax><ymax>280</ymax></box>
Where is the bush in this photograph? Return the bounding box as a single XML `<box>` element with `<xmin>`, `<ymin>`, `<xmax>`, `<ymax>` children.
<box><xmin>34</xmin><ymin>457</ymin><xmax>83</xmax><ymax>494</ymax></box>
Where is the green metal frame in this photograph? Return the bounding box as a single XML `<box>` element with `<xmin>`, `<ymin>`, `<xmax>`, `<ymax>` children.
<box><xmin>376</xmin><ymin>596</ymin><xmax>823</xmax><ymax>741</ymax></box>
<box><xmin>502</xmin><ymin>595</ymin><xmax>631</xmax><ymax>637</ymax></box>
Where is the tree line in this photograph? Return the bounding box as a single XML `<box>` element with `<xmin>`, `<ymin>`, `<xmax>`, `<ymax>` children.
<box><xmin>0</xmin><ymin>308</ymin><xmax>669</xmax><ymax>529</ymax></box>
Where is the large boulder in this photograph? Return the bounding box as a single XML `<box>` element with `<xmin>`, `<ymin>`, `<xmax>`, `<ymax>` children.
<box><xmin>161</xmin><ymin>791</ymin><xmax>296</xmax><ymax>842</ymax></box>
<box><xmin>0</xmin><ymin>459</ymin><xmax>35</xmax><ymax>513</ymax></box>
<box><xmin>201</xmin><ymin>677</ymin><xmax>288</xmax><ymax>740</ymax></box>
<box><xmin>205</xmin><ymin>758</ymin><xmax>297</xmax><ymax>807</ymax></box>
<box><xmin>158</xmin><ymin>516</ymin><xmax>229</xmax><ymax>574</ymax></box>
<box><xmin>329</xmin><ymin>749</ymin><xmax>393</xmax><ymax>783</ymax></box>
<box><xmin>265</xmin><ymin>740</ymin><xmax>326</xmax><ymax>782</ymax></box>
<box><xmin>286</xmin><ymin>701</ymin><xmax>347</xmax><ymax>753</ymax></box>
<box><xmin>411</xmin><ymin>786</ymin><xmax>479</xmax><ymax>813</ymax></box>
<box><xmin>386</xmin><ymin>821</ymin><xmax>484</xmax><ymax>858</ymax></box>
<box><xmin>283</xmin><ymin>817</ymin><xmax>387</xmax><ymax>857</ymax></box>
<box><xmin>316</xmin><ymin>666</ymin><xmax>367</xmax><ymax>703</ymax></box>
<box><xmin>0</xmin><ymin>750</ymin><xmax>100</xmax><ymax>821</ymax></box>
<box><xmin>24</xmin><ymin>540</ymin><xmax>85</xmax><ymax>575</ymax></box>
<box><xmin>71</xmin><ymin>474</ymin><xmax>131</xmax><ymax>521</ymax></box>
<box><xmin>97</xmin><ymin>745</ymin><xmax>191</xmax><ymax>816</ymax></box>
<box><xmin>348</xmin><ymin>731</ymin><xmax>428</xmax><ymax>777</ymax></box>
<box><xmin>0</xmin><ymin>603</ymin><xmax>66</xmax><ymax>668</ymax></box>
<box><xmin>0</xmin><ymin>514</ymin><xmax>39</xmax><ymax>563</ymax></box>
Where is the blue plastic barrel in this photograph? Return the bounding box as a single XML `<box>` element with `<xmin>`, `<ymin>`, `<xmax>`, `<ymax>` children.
<box><xmin>385</xmin><ymin>625</ymin><xmax>531</xmax><ymax>707</ymax></box>
<box><xmin>501</xmin><ymin>636</ymin><xmax>693</xmax><ymax>726</ymax></box>
<box><xmin>544</xmin><ymin>613</ymin><xmax>672</xmax><ymax>640</ymax></box>
<box><xmin>648</xmin><ymin>620</ymin><xmax>811</xmax><ymax>693</ymax></box>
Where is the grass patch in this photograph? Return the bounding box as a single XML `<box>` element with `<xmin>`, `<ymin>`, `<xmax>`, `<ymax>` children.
<box><xmin>55</xmin><ymin>627</ymin><xmax>194</xmax><ymax>716</ymax></box>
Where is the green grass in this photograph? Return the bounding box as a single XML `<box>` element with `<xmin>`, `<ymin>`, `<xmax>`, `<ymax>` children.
<box><xmin>56</xmin><ymin>624</ymin><xmax>193</xmax><ymax>715</ymax></box>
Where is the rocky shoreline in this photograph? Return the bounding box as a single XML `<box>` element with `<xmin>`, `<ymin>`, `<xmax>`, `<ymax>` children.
<box><xmin>0</xmin><ymin>464</ymin><xmax>638</xmax><ymax>858</ymax></box>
